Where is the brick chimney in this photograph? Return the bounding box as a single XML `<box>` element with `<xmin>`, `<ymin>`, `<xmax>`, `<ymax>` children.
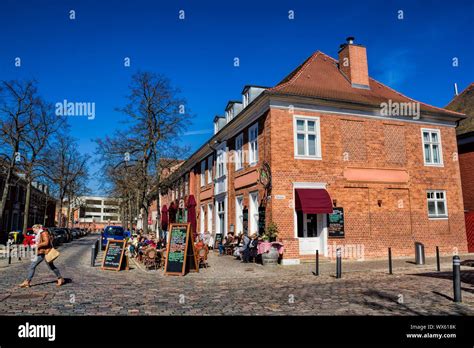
<box><xmin>338</xmin><ymin>37</ymin><xmax>370</xmax><ymax>89</ymax></box>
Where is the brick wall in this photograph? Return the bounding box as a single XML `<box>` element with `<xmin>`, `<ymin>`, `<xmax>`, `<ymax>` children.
<box><xmin>459</xmin><ymin>151</ymin><xmax>474</xmax><ymax>212</ymax></box>
<box><xmin>269</xmin><ymin>107</ymin><xmax>468</xmax><ymax>260</ymax></box>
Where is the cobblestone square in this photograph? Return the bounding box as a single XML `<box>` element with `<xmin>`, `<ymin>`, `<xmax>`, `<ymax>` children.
<box><xmin>1</xmin><ymin>235</ymin><xmax>473</xmax><ymax>316</ymax></box>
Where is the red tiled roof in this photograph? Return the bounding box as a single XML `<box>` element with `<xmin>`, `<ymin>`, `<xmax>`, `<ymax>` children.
<box><xmin>446</xmin><ymin>82</ymin><xmax>474</xmax><ymax>134</ymax></box>
<box><xmin>270</xmin><ymin>51</ymin><xmax>464</xmax><ymax>119</ymax></box>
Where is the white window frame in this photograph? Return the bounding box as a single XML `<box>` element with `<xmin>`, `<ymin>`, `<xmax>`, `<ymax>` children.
<box><xmin>235</xmin><ymin>133</ymin><xmax>244</xmax><ymax>171</ymax></box>
<box><xmin>207</xmin><ymin>156</ymin><xmax>213</xmax><ymax>184</ymax></box>
<box><xmin>248</xmin><ymin>123</ymin><xmax>258</xmax><ymax>166</ymax></box>
<box><xmin>216</xmin><ymin>144</ymin><xmax>226</xmax><ymax>179</ymax></box>
<box><xmin>200</xmin><ymin>205</ymin><xmax>205</xmax><ymax>232</ymax></box>
<box><xmin>207</xmin><ymin>203</ymin><xmax>213</xmax><ymax>233</ymax></box>
<box><xmin>427</xmin><ymin>190</ymin><xmax>448</xmax><ymax>219</ymax></box>
<box><xmin>243</xmin><ymin>92</ymin><xmax>250</xmax><ymax>108</ymax></box>
<box><xmin>200</xmin><ymin>160</ymin><xmax>206</xmax><ymax>187</ymax></box>
<box><xmin>421</xmin><ymin>128</ymin><xmax>443</xmax><ymax>167</ymax></box>
<box><xmin>293</xmin><ymin>115</ymin><xmax>322</xmax><ymax>160</ymax></box>
<box><xmin>235</xmin><ymin>195</ymin><xmax>243</xmax><ymax>235</ymax></box>
<box><xmin>249</xmin><ymin>191</ymin><xmax>259</xmax><ymax>235</ymax></box>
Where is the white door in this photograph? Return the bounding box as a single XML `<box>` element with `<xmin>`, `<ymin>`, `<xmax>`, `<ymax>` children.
<box><xmin>216</xmin><ymin>197</ymin><xmax>226</xmax><ymax>236</ymax></box>
<box><xmin>249</xmin><ymin>192</ymin><xmax>258</xmax><ymax>235</ymax></box>
<box><xmin>298</xmin><ymin>213</ymin><xmax>328</xmax><ymax>255</ymax></box>
<box><xmin>236</xmin><ymin>196</ymin><xmax>243</xmax><ymax>235</ymax></box>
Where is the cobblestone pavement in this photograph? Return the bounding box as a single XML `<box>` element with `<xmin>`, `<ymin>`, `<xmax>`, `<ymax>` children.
<box><xmin>0</xmin><ymin>234</ymin><xmax>473</xmax><ymax>315</ymax></box>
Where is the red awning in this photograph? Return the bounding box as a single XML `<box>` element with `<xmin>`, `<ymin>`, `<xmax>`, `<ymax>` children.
<box><xmin>295</xmin><ymin>188</ymin><xmax>333</xmax><ymax>214</ymax></box>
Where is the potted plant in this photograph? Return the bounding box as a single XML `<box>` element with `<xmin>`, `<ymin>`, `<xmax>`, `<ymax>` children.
<box><xmin>261</xmin><ymin>222</ymin><xmax>280</xmax><ymax>265</ymax></box>
<box><xmin>265</xmin><ymin>222</ymin><xmax>279</xmax><ymax>242</ymax></box>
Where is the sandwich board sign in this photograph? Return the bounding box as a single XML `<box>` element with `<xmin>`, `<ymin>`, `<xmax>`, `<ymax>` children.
<box><xmin>164</xmin><ymin>223</ymin><xmax>198</xmax><ymax>276</ymax></box>
<box><xmin>102</xmin><ymin>239</ymin><xmax>128</xmax><ymax>271</ymax></box>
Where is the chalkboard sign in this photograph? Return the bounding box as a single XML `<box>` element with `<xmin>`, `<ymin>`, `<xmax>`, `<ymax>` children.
<box><xmin>243</xmin><ymin>208</ymin><xmax>248</xmax><ymax>234</ymax></box>
<box><xmin>102</xmin><ymin>239</ymin><xmax>126</xmax><ymax>271</ymax></box>
<box><xmin>164</xmin><ymin>223</ymin><xmax>198</xmax><ymax>276</ymax></box>
<box><xmin>328</xmin><ymin>207</ymin><xmax>344</xmax><ymax>238</ymax></box>
<box><xmin>214</xmin><ymin>233</ymin><xmax>223</xmax><ymax>249</ymax></box>
<box><xmin>258</xmin><ymin>207</ymin><xmax>266</xmax><ymax>235</ymax></box>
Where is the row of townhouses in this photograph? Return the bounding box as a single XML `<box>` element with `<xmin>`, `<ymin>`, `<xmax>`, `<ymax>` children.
<box><xmin>159</xmin><ymin>38</ymin><xmax>469</xmax><ymax>264</ymax></box>
<box><xmin>0</xmin><ymin>171</ymin><xmax>56</xmax><ymax>242</ymax></box>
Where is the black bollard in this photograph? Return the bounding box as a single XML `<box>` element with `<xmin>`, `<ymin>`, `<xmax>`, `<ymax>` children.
<box><xmin>336</xmin><ymin>248</ymin><xmax>342</xmax><ymax>279</ymax></box>
<box><xmin>91</xmin><ymin>243</ymin><xmax>96</xmax><ymax>267</ymax></box>
<box><xmin>313</xmin><ymin>250</ymin><xmax>319</xmax><ymax>276</ymax></box>
<box><xmin>436</xmin><ymin>246</ymin><xmax>440</xmax><ymax>272</ymax></box>
<box><xmin>388</xmin><ymin>247</ymin><xmax>393</xmax><ymax>275</ymax></box>
<box><xmin>453</xmin><ymin>256</ymin><xmax>462</xmax><ymax>303</ymax></box>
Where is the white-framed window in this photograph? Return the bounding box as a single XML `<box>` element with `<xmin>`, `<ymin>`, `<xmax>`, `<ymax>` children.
<box><xmin>216</xmin><ymin>146</ymin><xmax>226</xmax><ymax>178</ymax></box>
<box><xmin>200</xmin><ymin>160</ymin><xmax>206</xmax><ymax>187</ymax></box>
<box><xmin>248</xmin><ymin>123</ymin><xmax>258</xmax><ymax>165</ymax></box>
<box><xmin>207</xmin><ymin>203</ymin><xmax>213</xmax><ymax>233</ymax></box>
<box><xmin>235</xmin><ymin>195</ymin><xmax>243</xmax><ymax>234</ymax></box>
<box><xmin>427</xmin><ymin>190</ymin><xmax>448</xmax><ymax>218</ymax></box>
<box><xmin>207</xmin><ymin>156</ymin><xmax>213</xmax><ymax>184</ymax></box>
<box><xmin>249</xmin><ymin>191</ymin><xmax>259</xmax><ymax>235</ymax></box>
<box><xmin>226</xmin><ymin>108</ymin><xmax>234</xmax><ymax>122</ymax></box>
<box><xmin>243</xmin><ymin>92</ymin><xmax>250</xmax><ymax>108</ymax></box>
<box><xmin>421</xmin><ymin>129</ymin><xmax>443</xmax><ymax>166</ymax></box>
<box><xmin>235</xmin><ymin>133</ymin><xmax>243</xmax><ymax>171</ymax></box>
<box><xmin>200</xmin><ymin>205</ymin><xmax>205</xmax><ymax>232</ymax></box>
<box><xmin>294</xmin><ymin>116</ymin><xmax>322</xmax><ymax>159</ymax></box>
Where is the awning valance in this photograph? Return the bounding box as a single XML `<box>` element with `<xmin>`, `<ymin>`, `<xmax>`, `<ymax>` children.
<box><xmin>295</xmin><ymin>188</ymin><xmax>333</xmax><ymax>214</ymax></box>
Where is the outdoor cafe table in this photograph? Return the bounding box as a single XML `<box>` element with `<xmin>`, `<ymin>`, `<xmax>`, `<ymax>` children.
<box><xmin>257</xmin><ymin>241</ymin><xmax>284</xmax><ymax>255</ymax></box>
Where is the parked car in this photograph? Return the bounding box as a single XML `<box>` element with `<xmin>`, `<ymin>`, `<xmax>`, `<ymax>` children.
<box><xmin>50</xmin><ymin>228</ymin><xmax>67</xmax><ymax>245</ymax></box>
<box><xmin>63</xmin><ymin>228</ymin><xmax>73</xmax><ymax>241</ymax></box>
<box><xmin>101</xmin><ymin>226</ymin><xmax>125</xmax><ymax>250</ymax></box>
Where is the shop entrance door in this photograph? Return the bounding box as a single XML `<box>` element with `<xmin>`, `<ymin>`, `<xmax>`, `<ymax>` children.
<box><xmin>298</xmin><ymin>212</ymin><xmax>327</xmax><ymax>255</ymax></box>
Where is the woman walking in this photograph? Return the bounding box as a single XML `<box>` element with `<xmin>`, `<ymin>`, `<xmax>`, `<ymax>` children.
<box><xmin>19</xmin><ymin>224</ymin><xmax>65</xmax><ymax>288</ymax></box>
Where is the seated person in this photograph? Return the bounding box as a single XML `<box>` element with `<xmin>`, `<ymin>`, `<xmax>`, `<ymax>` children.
<box><xmin>218</xmin><ymin>237</ymin><xmax>227</xmax><ymax>255</ymax></box>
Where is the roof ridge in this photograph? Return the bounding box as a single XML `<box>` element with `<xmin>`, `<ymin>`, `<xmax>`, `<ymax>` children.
<box><xmin>368</xmin><ymin>77</ymin><xmax>465</xmax><ymax>117</ymax></box>
<box><xmin>271</xmin><ymin>51</ymin><xmax>321</xmax><ymax>91</ymax></box>
<box><xmin>446</xmin><ymin>82</ymin><xmax>474</xmax><ymax>108</ymax></box>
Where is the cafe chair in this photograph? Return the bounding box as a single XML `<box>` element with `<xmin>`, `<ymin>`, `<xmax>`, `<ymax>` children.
<box><xmin>160</xmin><ymin>250</ymin><xmax>167</xmax><ymax>270</ymax></box>
<box><xmin>144</xmin><ymin>248</ymin><xmax>158</xmax><ymax>270</ymax></box>
<box><xmin>198</xmin><ymin>248</ymin><xmax>208</xmax><ymax>268</ymax></box>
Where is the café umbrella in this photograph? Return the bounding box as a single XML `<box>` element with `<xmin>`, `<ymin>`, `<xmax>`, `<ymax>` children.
<box><xmin>161</xmin><ymin>204</ymin><xmax>168</xmax><ymax>231</ymax></box>
<box><xmin>168</xmin><ymin>202</ymin><xmax>177</xmax><ymax>223</ymax></box>
<box><xmin>187</xmin><ymin>195</ymin><xmax>197</xmax><ymax>240</ymax></box>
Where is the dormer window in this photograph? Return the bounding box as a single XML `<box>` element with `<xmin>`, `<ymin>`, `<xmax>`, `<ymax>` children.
<box><xmin>243</xmin><ymin>92</ymin><xmax>250</xmax><ymax>108</ymax></box>
<box><xmin>226</xmin><ymin>108</ymin><xmax>234</xmax><ymax>122</ymax></box>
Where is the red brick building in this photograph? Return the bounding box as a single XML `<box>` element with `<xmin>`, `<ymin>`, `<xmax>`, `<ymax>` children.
<box><xmin>160</xmin><ymin>38</ymin><xmax>468</xmax><ymax>264</ymax></box>
<box><xmin>446</xmin><ymin>82</ymin><xmax>474</xmax><ymax>252</ymax></box>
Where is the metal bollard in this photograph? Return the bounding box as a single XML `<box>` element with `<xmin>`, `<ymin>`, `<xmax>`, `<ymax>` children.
<box><xmin>336</xmin><ymin>248</ymin><xmax>342</xmax><ymax>279</ymax></box>
<box><xmin>91</xmin><ymin>243</ymin><xmax>96</xmax><ymax>267</ymax></box>
<box><xmin>313</xmin><ymin>250</ymin><xmax>319</xmax><ymax>276</ymax></box>
<box><xmin>7</xmin><ymin>241</ymin><xmax>12</xmax><ymax>265</ymax></box>
<box><xmin>436</xmin><ymin>246</ymin><xmax>440</xmax><ymax>272</ymax></box>
<box><xmin>388</xmin><ymin>247</ymin><xmax>393</xmax><ymax>275</ymax></box>
<box><xmin>453</xmin><ymin>256</ymin><xmax>462</xmax><ymax>303</ymax></box>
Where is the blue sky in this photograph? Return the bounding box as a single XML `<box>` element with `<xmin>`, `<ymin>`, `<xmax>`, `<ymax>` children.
<box><xmin>1</xmin><ymin>0</ymin><xmax>473</xmax><ymax>194</ymax></box>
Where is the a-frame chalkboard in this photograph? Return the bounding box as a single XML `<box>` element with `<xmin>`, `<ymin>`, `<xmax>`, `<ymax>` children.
<box><xmin>102</xmin><ymin>239</ymin><xmax>127</xmax><ymax>271</ymax></box>
<box><xmin>164</xmin><ymin>223</ymin><xmax>198</xmax><ymax>276</ymax></box>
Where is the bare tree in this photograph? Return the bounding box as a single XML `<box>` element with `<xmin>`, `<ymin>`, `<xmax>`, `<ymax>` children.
<box><xmin>43</xmin><ymin>136</ymin><xmax>88</xmax><ymax>227</ymax></box>
<box><xmin>19</xmin><ymin>100</ymin><xmax>64</xmax><ymax>234</ymax></box>
<box><xmin>0</xmin><ymin>80</ymin><xmax>37</xmax><ymax>233</ymax></box>
<box><xmin>96</xmin><ymin>72</ymin><xmax>189</xmax><ymax>233</ymax></box>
